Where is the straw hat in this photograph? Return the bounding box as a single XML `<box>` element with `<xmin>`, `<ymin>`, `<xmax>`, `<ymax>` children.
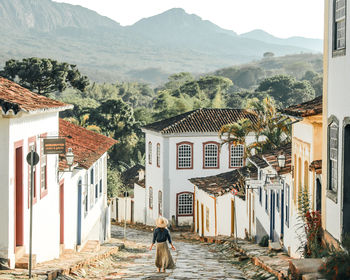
<box><xmin>156</xmin><ymin>217</ymin><xmax>168</xmax><ymax>228</ymax></box>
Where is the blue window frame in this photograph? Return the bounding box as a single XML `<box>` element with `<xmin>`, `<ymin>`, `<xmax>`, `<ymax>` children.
<box><xmin>99</xmin><ymin>179</ymin><xmax>102</xmax><ymax>196</ymax></box>
<box><xmin>285</xmin><ymin>184</ymin><xmax>290</xmax><ymax>227</ymax></box>
<box><xmin>276</xmin><ymin>191</ymin><xmax>280</xmax><ymax>212</ymax></box>
<box><xmin>90</xmin><ymin>168</ymin><xmax>94</xmax><ymax>185</ymax></box>
<box><xmin>265</xmin><ymin>190</ymin><xmax>268</xmax><ymax>213</ymax></box>
<box><xmin>259</xmin><ymin>187</ymin><xmax>262</xmax><ymax>204</ymax></box>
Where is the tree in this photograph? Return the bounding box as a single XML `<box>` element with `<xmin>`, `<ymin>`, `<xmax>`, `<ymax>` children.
<box><xmin>1</xmin><ymin>57</ymin><xmax>89</xmax><ymax>96</ymax></box>
<box><xmin>256</xmin><ymin>75</ymin><xmax>315</xmax><ymax>107</ymax></box>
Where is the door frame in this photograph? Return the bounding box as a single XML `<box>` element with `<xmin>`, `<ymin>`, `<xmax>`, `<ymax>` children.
<box><xmin>77</xmin><ymin>180</ymin><xmax>82</xmax><ymax>246</ymax></box>
<box><xmin>270</xmin><ymin>191</ymin><xmax>275</xmax><ymax>241</ymax></box>
<box><xmin>231</xmin><ymin>199</ymin><xmax>235</xmax><ymax>236</ymax></box>
<box><xmin>201</xmin><ymin>203</ymin><xmax>204</xmax><ymax>236</ymax></box>
<box><xmin>14</xmin><ymin>140</ymin><xmax>24</xmax><ymax>251</ymax></box>
<box><xmin>59</xmin><ymin>180</ymin><xmax>64</xmax><ymax>245</ymax></box>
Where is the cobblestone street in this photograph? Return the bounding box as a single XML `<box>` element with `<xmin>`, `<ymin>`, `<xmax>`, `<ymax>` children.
<box><xmin>65</xmin><ymin>226</ymin><xmax>276</xmax><ymax>280</ymax></box>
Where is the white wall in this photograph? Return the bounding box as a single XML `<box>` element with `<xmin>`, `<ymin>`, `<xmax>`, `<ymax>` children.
<box><xmin>194</xmin><ymin>187</ymin><xmax>216</xmax><ymax>237</ymax></box>
<box><xmin>117</xmin><ymin>197</ymin><xmax>133</xmax><ymax>222</ymax></box>
<box><xmin>134</xmin><ymin>183</ymin><xmax>146</xmax><ymax>224</ymax></box>
<box><xmin>144</xmin><ymin>130</ymin><xmax>256</xmax><ymax>226</ymax></box>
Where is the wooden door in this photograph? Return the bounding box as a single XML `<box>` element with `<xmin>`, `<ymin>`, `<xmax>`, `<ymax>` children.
<box><xmin>59</xmin><ymin>182</ymin><xmax>64</xmax><ymax>244</ymax></box>
<box><xmin>201</xmin><ymin>204</ymin><xmax>204</xmax><ymax>236</ymax></box>
<box><xmin>231</xmin><ymin>200</ymin><xmax>235</xmax><ymax>236</ymax></box>
<box><xmin>15</xmin><ymin>146</ymin><xmax>24</xmax><ymax>248</ymax></box>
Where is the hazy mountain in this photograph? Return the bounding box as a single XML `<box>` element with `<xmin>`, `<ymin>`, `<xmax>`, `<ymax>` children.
<box><xmin>240</xmin><ymin>29</ymin><xmax>323</xmax><ymax>53</ymax></box>
<box><xmin>0</xmin><ymin>0</ymin><xmax>322</xmax><ymax>84</ymax></box>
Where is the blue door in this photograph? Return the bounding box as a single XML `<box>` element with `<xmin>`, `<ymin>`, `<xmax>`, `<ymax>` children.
<box><xmin>281</xmin><ymin>189</ymin><xmax>284</xmax><ymax>237</ymax></box>
<box><xmin>77</xmin><ymin>180</ymin><xmax>82</xmax><ymax>246</ymax></box>
<box><xmin>270</xmin><ymin>192</ymin><xmax>275</xmax><ymax>241</ymax></box>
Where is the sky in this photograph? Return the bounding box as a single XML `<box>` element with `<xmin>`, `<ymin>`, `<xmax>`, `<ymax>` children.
<box><xmin>53</xmin><ymin>0</ymin><xmax>324</xmax><ymax>39</ymax></box>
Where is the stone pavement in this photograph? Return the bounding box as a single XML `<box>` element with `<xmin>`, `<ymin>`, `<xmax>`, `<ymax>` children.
<box><xmin>64</xmin><ymin>226</ymin><xmax>277</xmax><ymax>280</ymax></box>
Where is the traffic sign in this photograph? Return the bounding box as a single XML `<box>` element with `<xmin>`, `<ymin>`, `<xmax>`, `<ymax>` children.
<box><xmin>26</xmin><ymin>152</ymin><xmax>39</xmax><ymax>165</ymax></box>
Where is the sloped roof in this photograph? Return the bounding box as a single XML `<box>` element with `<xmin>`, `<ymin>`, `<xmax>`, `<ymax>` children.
<box><xmin>249</xmin><ymin>143</ymin><xmax>292</xmax><ymax>175</ymax></box>
<box><xmin>59</xmin><ymin>119</ymin><xmax>117</xmax><ymax>170</ymax></box>
<box><xmin>282</xmin><ymin>96</ymin><xmax>322</xmax><ymax>118</ymax></box>
<box><xmin>142</xmin><ymin>108</ymin><xmax>258</xmax><ymax>134</ymax></box>
<box><xmin>0</xmin><ymin>77</ymin><xmax>72</xmax><ymax>116</ymax></box>
<box><xmin>189</xmin><ymin>166</ymin><xmax>257</xmax><ymax>199</ymax></box>
<box><xmin>309</xmin><ymin>160</ymin><xmax>322</xmax><ymax>174</ymax></box>
<box><xmin>122</xmin><ymin>164</ymin><xmax>145</xmax><ymax>189</ymax></box>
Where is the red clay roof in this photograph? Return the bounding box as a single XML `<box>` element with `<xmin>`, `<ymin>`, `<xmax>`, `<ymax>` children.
<box><xmin>59</xmin><ymin>119</ymin><xmax>117</xmax><ymax>170</ymax></box>
<box><xmin>189</xmin><ymin>166</ymin><xmax>257</xmax><ymax>199</ymax></box>
<box><xmin>309</xmin><ymin>160</ymin><xmax>322</xmax><ymax>174</ymax></box>
<box><xmin>282</xmin><ymin>96</ymin><xmax>322</xmax><ymax>118</ymax></box>
<box><xmin>143</xmin><ymin>108</ymin><xmax>258</xmax><ymax>134</ymax></box>
<box><xmin>0</xmin><ymin>77</ymin><xmax>72</xmax><ymax>115</ymax></box>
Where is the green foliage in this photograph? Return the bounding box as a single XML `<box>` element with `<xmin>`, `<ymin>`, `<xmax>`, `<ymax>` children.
<box><xmin>257</xmin><ymin>75</ymin><xmax>315</xmax><ymax>107</ymax></box>
<box><xmin>1</xmin><ymin>58</ymin><xmax>89</xmax><ymax>96</ymax></box>
<box><xmin>259</xmin><ymin>235</ymin><xmax>269</xmax><ymax>247</ymax></box>
<box><xmin>107</xmin><ymin>164</ymin><xmax>123</xmax><ymax>199</ymax></box>
<box><xmin>297</xmin><ymin>186</ymin><xmax>311</xmax><ymax>219</ymax></box>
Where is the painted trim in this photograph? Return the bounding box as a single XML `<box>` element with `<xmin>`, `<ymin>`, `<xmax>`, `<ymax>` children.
<box><xmin>176</xmin><ymin>142</ymin><xmax>194</xmax><ymax>170</ymax></box>
<box><xmin>27</xmin><ymin>136</ymin><xmax>37</xmax><ymax>207</ymax></box>
<box><xmin>148</xmin><ymin>141</ymin><xmax>152</xmax><ymax>165</ymax></box>
<box><xmin>40</xmin><ymin>133</ymin><xmax>48</xmax><ymax>199</ymax></box>
<box><xmin>202</xmin><ymin>141</ymin><xmax>220</xmax><ymax>169</ymax></box>
<box><xmin>14</xmin><ymin>139</ymin><xmax>24</xmax><ymax>251</ymax></box>
<box><xmin>149</xmin><ymin>186</ymin><xmax>153</xmax><ymax>209</ymax></box>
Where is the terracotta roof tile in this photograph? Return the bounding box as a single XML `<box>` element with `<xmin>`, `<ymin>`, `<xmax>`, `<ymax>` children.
<box><xmin>261</xmin><ymin>143</ymin><xmax>292</xmax><ymax>175</ymax></box>
<box><xmin>189</xmin><ymin>166</ymin><xmax>257</xmax><ymax>199</ymax></box>
<box><xmin>249</xmin><ymin>154</ymin><xmax>269</xmax><ymax>169</ymax></box>
<box><xmin>143</xmin><ymin>108</ymin><xmax>258</xmax><ymax>134</ymax></box>
<box><xmin>282</xmin><ymin>96</ymin><xmax>322</xmax><ymax>118</ymax></box>
<box><xmin>309</xmin><ymin>160</ymin><xmax>322</xmax><ymax>174</ymax></box>
<box><xmin>0</xmin><ymin>77</ymin><xmax>72</xmax><ymax>115</ymax></box>
<box><xmin>59</xmin><ymin>119</ymin><xmax>117</xmax><ymax>170</ymax></box>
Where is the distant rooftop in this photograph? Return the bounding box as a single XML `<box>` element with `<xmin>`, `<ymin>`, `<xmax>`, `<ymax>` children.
<box><xmin>189</xmin><ymin>166</ymin><xmax>257</xmax><ymax>199</ymax></box>
<box><xmin>0</xmin><ymin>77</ymin><xmax>72</xmax><ymax>116</ymax></box>
<box><xmin>282</xmin><ymin>95</ymin><xmax>322</xmax><ymax>118</ymax></box>
<box><xmin>142</xmin><ymin>108</ymin><xmax>257</xmax><ymax>134</ymax></box>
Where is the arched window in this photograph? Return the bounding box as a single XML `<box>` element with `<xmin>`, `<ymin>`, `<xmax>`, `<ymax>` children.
<box><xmin>157</xmin><ymin>143</ymin><xmax>160</xmax><ymax>167</ymax></box>
<box><xmin>203</xmin><ymin>142</ymin><xmax>219</xmax><ymax>168</ymax></box>
<box><xmin>177</xmin><ymin>142</ymin><xmax>193</xmax><ymax>169</ymax></box>
<box><xmin>230</xmin><ymin>144</ymin><xmax>244</xmax><ymax>168</ymax></box>
<box><xmin>148</xmin><ymin>141</ymin><xmax>152</xmax><ymax>165</ymax></box>
<box><xmin>304</xmin><ymin>160</ymin><xmax>309</xmax><ymax>190</ymax></box>
<box><xmin>177</xmin><ymin>192</ymin><xmax>193</xmax><ymax>216</ymax></box>
<box><xmin>158</xmin><ymin>191</ymin><xmax>162</xmax><ymax>215</ymax></box>
<box><xmin>149</xmin><ymin>187</ymin><xmax>153</xmax><ymax>209</ymax></box>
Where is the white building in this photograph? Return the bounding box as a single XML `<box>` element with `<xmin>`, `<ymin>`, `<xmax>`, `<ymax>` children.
<box><xmin>0</xmin><ymin>78</ymin><xmax>72</xmax><ymax>267</ymax></box>
<box><xmin>190</xmin><ymin>166</ymin><xmax>257</xmax><ymax>239</ymax></box>
<box><xmin>322</xmin><ymin>0</ymin><xmax>350</xmax><ymax>246</ymax></box>
<box><xmin>58</xmin><ymin>119</ymin><xmax>116</xmax><ymax>252</ymax></box>
<box><xmin>140</xmin><ymin>108</ymin><xmax>258</xmax><ymax>226</ymax></box>
<box><xmin>248</xmin><ymin>143</ymin><xmax>292</xmax><ymax>250</ymax></box>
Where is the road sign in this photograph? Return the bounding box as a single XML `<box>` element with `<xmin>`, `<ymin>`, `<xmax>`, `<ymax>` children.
<box><xmin>26</xmin><ymin>152</ymin><xmax>39</xmax><ymax>165</ymax></box>
<box><xmin>43</xmin><ymin>138</ymin><xmax>66</xmax><ymax>154</ymax></box>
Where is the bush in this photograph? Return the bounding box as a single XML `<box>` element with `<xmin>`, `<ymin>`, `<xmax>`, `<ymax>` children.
<box><xmin>320</xmin><ymin>235</ymin><xmax>350</xmax><ymax>279</ymax></box>
<box><xmin>259</xmin><ymin>235</ymin><xmax>269</xmax><ymax>247</ymax></box>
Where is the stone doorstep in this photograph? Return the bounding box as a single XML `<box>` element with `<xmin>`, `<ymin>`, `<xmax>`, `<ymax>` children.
<box><xmin>289</xmin><ymin>259</ymin><xmax>325</xmax><ymax>279</ymax></box>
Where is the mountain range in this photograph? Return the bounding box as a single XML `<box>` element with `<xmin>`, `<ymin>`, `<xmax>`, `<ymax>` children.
<box><xmin>0</xmin><ymin>0</ymin><xmax>323</xmax><ymax>84</ymax></box>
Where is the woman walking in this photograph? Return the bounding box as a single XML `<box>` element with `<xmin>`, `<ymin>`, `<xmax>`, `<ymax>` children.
<box><xmin>149</xmin><ymin>217</ymin><xmax>176</xmax><ymax>273</ymax></box>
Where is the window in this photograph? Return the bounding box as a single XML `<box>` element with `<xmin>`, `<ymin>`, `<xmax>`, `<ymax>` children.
<box><xmin>95</xmin><ymin>184</ymin><xmax>98</xmax><ymax>202</ymax></box>
<box><xmin>148</xmin><ymin>141</ymin><xmax>152</xmax><ymax>165</ymax></box>
<box><xmin>40</xmin><ymin>135</ymin><xmax>47</xmax><ymax>198</ymax></box>
<box><xmin>177</xmin><ymin>192</ymin><xmax>193</xmax><ymax>216</ymax></box>
<box><xmin>293</xmin><ymin>154</ymin><xmax>297</xmax><ymax>203</ymax></box>
<box><xmin>206</xmin><ymin>207</ymin><xmax>210</xmax><ymax>232</ymax></box>
<box><xmin>285</xmin><ymin>184</ymin><xmax>290</xmax><ymax>227</ymax></box>
<box><xmin>265</xmin><ymin>190</ymin><xmax>268</xmax><ymax>213</ymax></box>
<box><xmin>28</xmin><ymin>137</ymin><xmax>37</xmax><ymax>206</ymax></box>
<box><xmin>277</xmin><ymin>191</ymin><xmax>280</xmax><ymax>212</ymax></box>
<box><xmin>149</xmin><ymin>187</ymin><xmax>153</xmax><ymax>209</ymax></box>
<box><xmin>230</xmin><ymin>144</ymin><xmax>244</xmax><ymax>168</ymax></box>
<box><xmin>329</xmin><ymin>120</ymin><xmax>339</xmax><ymax>194</ymax></box>
<box><xmin>158</xmin><ymin>191</ymin><xmax>162</xmax><ymax>215</ymax></box>
<box><xmin>298</xmin><ymin>157</ymin><xmax>302</xmax><ymax>204</ymax></box>
<box><xmin>99</xmin><ymin>179</ymin><xmax>102</xmax><ymax>196</ymax></box>
<box><xmin>334</xmin><ymin>0</ymin><xmax>346</xmax><ymax>51</ymax></box>
<box><xmin>304</xmin><ymin>160</ymin><xmax>309</xmax><ymax>191</ymax></box>
<box><xmin>90</xmin><ymin>168</ymin><xmax>94</xmax><ymax>185</ymax></box>
<box><xmin>177</xmin><ymin>142</ymin><xmax>193</xmax><ymax>169</ymax></box>
<box><xmin>84</xmin><ymin>174</ymin><xmax>88</xmax><ymax>216</ymax></box>
<box><xmin>203</xmin><ymin>142</ymin><xmax>219</xmax><ymax>168</ymax></box>
<box><xmin>157</xmin><ymin>143</ymin><xmax>160</xmax><ymax>167</ymax></box>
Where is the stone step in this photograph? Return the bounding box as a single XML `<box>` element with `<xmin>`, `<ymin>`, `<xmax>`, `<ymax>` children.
<box><xmin>289</xmin><ymin>259</ymin><xmax>324</xmax><ymax>280</ymax></box>
<box><xmin>81</xmin><ymin>240</ymin><xmax>100</xmax><ymax>253</ymax></box>
<box><xmin>15</xmin><ymin>254</ymin><xmax>36</xmax><ymax>269</ymax></box>
<box><xmin>15</xmin><ymin>246</ymin><xmax>25</xmax><ymax>261</ymax></box>
<box><xmin>268</xmin><ymin>241</ymin><xmax>282</xmax><ymax>252</ymax></box>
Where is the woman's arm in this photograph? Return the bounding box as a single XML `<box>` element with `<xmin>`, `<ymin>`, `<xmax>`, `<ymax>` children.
<box><xmin>149</xmin><ymin>228</ymin><xmax>157</xmax><ymax>250</ymax></box>
<box><xmin>167</xmin><ymin>229</ymin><xmax>176</xmax><ymax>250</ymax></box>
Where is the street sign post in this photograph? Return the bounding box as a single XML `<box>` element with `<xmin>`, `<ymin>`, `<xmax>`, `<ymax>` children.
<box><xmin>26</xmin><ymin>149</ymin><xmax>39</xmax><ymax>279</ymax></box>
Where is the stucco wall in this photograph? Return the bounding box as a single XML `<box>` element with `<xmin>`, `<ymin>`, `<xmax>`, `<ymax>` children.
<box><xmin>134</xmin><ymin>184</ymin><xmax>146</xmax><ymax>224</ymax></box>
